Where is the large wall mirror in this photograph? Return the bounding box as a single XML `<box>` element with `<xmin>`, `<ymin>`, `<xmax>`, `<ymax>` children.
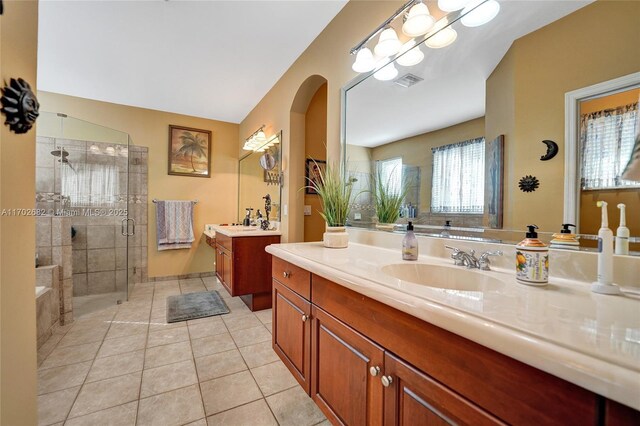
<box><xmin>238</xmin><ymin>131</ymin><xmax>282</xmax><ymax>224</ymax></box>
<box><xmin>342</xmin><ymin>0</ymin><xmax>639</xmax><ymax>253</ymax></box>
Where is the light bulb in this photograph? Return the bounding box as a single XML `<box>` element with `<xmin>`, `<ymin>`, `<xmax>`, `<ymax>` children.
<box><xmin>438</xmin><ymin>0</ymin><xmax>470</xmax><ymax>12</ymax></box>
<box><xmin>374</xmin><ymin>28</ymin><xmax>401</xmax><ymax>57</ymax></box>
<box><xmin>402</xmin><ymin>3</ymin><xmax>435</xmax><ymax>37</ymax></box>
<box><xmin>461</xmin><ymin>0</ymin><xmax>500</xmax><ymax>27</ymax></box>
<box><xmin>374</xmin><ymin>60</ymin><xmax>398</xmax><ymax>81</ymax></box>
<box><xmin>425</xmin><ymin>27</ymin><xmax>457</xmax><ymax>48</ymax></box>
<box><xmin>352</xmin><ymin>48</ymin><xmax>376</xmax><ymax>73</ymax></box>
<box><xmin>396</xmin><ymin>40</ymin><xmax>425</xmax><ymax>67</ymax></box>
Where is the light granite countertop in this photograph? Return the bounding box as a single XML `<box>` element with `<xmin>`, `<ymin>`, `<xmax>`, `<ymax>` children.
<box><xmin>204</xmin><ymin>224</ymin><xmax>281</xmax><ymax>238</ymax></box>
<box><xmin>266</xmin><ymin>241</ymin><xmax>640</xmax><ymax>410</ymax></box>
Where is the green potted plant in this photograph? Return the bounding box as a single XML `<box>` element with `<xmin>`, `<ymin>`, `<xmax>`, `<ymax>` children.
<box><xmin>304</xmin><ymin>160</ymin><xmax>356</xmax><ymax>248</ymax></box>
<box><xmin>373</xmin><ymin>166</ymin><xmax>409</xmax><ymax>231</ymax></box>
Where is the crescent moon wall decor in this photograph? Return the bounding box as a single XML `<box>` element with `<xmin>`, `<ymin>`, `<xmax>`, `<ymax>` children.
<box><xmin>540</xmin><ymin>139</ymin><xmax>558</xmax><ymax>161</ymax></box>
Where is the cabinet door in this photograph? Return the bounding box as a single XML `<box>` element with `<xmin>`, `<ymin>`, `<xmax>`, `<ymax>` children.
<box><xmin>311</xmin><ymin>306</ymin><xmax>384</xmax><ymax>426</ymax></box>
<box><xmin>383</xmin><ymin>352</ymin><xmax>503</xmax><ymax>426</ymax></box>
<box><xmin>273</xmin><ymin>280</ymin><xmax>311</xmax><ymax>393</ymax></box>
<box><xmin>215</xmin><ymin>245</ymin><xmax>224</xmax><ymax>283</ymax></box>
<box><xmin>222</xmin><ymin>250</ymin><xmax>233</xmax><ymax>295</ymax></box>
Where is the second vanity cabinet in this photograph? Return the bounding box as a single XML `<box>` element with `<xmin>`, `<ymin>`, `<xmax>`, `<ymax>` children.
<box><xmin>271</xmin><ymin>256</ymin><xmax>639</xmax><ymax>426</ymax></box>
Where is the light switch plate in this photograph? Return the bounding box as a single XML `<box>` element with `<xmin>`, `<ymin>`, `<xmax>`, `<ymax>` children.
<box><xmin>283</xmin><ymin>204</ymin><xmax>288</xmax><ymax>216</ymax></box>
<box><xmin>304</xmin><ymin>205</ymin><xmax>312</xmax><ymax>216</ymax></box>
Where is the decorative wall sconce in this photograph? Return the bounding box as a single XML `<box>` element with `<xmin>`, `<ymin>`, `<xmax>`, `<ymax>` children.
<box><xmin>1</xmin><ymin>78</ymin><xmax>40</xmax><ymax>134</ymax></box>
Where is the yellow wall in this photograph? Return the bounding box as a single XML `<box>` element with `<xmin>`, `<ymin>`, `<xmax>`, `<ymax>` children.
<box><xmin>486</xmin><ymin>0</ymin><xmax>640</xmax><ymax>233</ymax></box>
<box><xmin>39</xmin><ymin>92</ymin><xmax>239</xmax><ymax>278</ymax></box>
<box><xmin>580</xmin><ymin>88</ymin><xmax>639</xmax><ymax>115</ymax></box>
<box><xmin>0</xmin><ymin>1</ymin><xmax>39</xmax><ymax>423</ymax></box>
<box><xmin>370</xmin><ymin>118</ymin><xmax>485</xmax><ymax>215</ymax></box>
<box><xmin>239</xmin><ymin>1</ymin><xmax>404</xmax><ymax>242</ymax></box>
<box><xmin>304</xmin><ymin>83</ymin><xmax>328</xmax><ymax>242</ymax></box>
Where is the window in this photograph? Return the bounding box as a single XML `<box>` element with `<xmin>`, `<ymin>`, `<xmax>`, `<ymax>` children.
<box><xmin>377</xmin><ymin>157</ymin><xmax>402</xmax><ymax>196</ymax></box>
<box><xmin>431</xmin><ymin>137</ymin><xmax>485</xmax><ymax>214</ymax></box>
<box><xmin>580</xmin><ymin>102</ymin><xmax>639</xmax><ymax>190</ymax></box>
<box><xmin>61</xmin><ymin>162</ymin><xmax>120</xmax><ymax>207</ymax></box>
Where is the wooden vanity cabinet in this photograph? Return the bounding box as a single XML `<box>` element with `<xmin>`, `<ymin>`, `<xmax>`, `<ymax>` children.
<box><xmin>214</xmin><ymin>233</ymin><xmax>280</xmax><ymax>311</ymax></box>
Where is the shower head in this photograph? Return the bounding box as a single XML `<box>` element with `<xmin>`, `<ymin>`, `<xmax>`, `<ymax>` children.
<box><xmin>51</xmin><ymin>147</ymin><xmax>69</xmax><ymax>158</ymax></box>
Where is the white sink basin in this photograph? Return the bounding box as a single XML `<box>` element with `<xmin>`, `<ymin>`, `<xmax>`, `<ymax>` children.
<box><xmin>381</xmin><ymin>263</ymin><xmax>505</xmax><ymax>291</ymax></box>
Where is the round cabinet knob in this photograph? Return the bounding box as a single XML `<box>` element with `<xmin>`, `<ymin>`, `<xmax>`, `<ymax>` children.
<box><xmin>369</xmin><ymin>366</ymin><xmax>380</xmax><ymax>377</ymax></box>
<box><xmin>301</xmin><ymin>314</ymin><xmax>309</xmax><ymax>322</ymax></box>
<box><xmin>283</xmin><ymin>271</ymin><xmax>291</xmax><ymax>278</ymax></box>
<box><xmin>381</xmin><ymin>376</ymin><xmax>393</xmax><ymax>387</ymax></box>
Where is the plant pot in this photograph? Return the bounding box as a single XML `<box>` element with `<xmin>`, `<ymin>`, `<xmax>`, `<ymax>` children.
<box><xmin>375</xmin><ymin>223</ymin><xmax>396</xmax><ymax>231</ymax></box>
<box><xmin>323</xmin><ymin>226</ymin><xmax>348</xmax><ymax>249</ymax></box>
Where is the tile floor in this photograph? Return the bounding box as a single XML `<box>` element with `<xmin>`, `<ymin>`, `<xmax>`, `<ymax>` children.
<box><xmin>37</xmin><ymin>276</ymin><xmax>329</xmax><ymax>426</ymax></box>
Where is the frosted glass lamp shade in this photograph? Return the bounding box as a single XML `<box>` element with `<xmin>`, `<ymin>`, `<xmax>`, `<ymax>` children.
<box><xmin>438</xmin><ymin>0</ymin><xmax>470</xmax><ymax>12</ymax></box>
<box><xmin>396</xmin><ymin>40</ymin><xmax>424</xmax><ymax>67</ymax></box>
<box><xmin>352</xmin><ymin>48</ymin><xmax>376</xmax><ymax>73</ymax></box>
<box><xmin>402</xmin><ymin>3</ymin><xmax>435</xmax><ymax>37</ymax></box>
<box><xmin>461</xmin><ymin>0</ymin><xmax>500</xmax><ymax>27</ymax></box>
<box><xmin>374</xmin><ymin>28</ymin><xmax>401</xmax><ymax>57</ymax></box>
<box><xmin>255</xmin><ymin>130</ymin><xmax>267</xmax><ymax>142</ymax></box>
<box><xmin>374</xmin><ymin>61</ymin><xmax>398</xmax><ymax>81</ymax></box>
<box><xmin>425</xmin><ymin>27</ymin><xmax>457</xmax><ymax>48</ymax></box>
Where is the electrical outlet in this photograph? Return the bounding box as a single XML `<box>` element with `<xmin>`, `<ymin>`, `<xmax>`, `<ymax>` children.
<box><xmin>354</xmin><ymin>213</ymin><xmax>362</xmax><ymax>220</ymax></box>
<box><xmin>304</xmin><ymin>205</ymin><xmax>312</xmax><ymax>216</ymax></box>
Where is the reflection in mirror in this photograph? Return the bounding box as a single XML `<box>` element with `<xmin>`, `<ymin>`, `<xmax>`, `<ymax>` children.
<box><xmin>343</xmin><ymin>0</ymin><xmax>640</xmax><ymax>253</ymax></box>
<box><xmin>238</xmin><ymin>131</ymin><xmax>282</xmax><ymax>224</ymax></box>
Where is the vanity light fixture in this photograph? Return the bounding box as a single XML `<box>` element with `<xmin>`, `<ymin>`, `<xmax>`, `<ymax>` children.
<box><xmin>374</xmin><ymin>60</ymin><xmax>399</xmax><ymax>81</ymax></box>
<box><xmin>402</xmin><ymin>2</ymin><xmax>435</xmax><ymax>37</ymax></box>
<box><xmin>425</xmin><ymin>26</ymin><xmax>457</xmax><ymax>48</ymax></box>
<box><xmin>437</xmin><ymin>0</ymin><xmax>470</xmax><ymax>12</ymax></box>
<box><xmin>374</xmin><ymin>28</ymin><xmax>402</xmax><ymax>57</ymax></box>
<box><xmin>352</xmin><ymin>47</ymin><xmax>376</xmax><ymax>73</ymax></box>
<box><xmin>396</xmin><ymin>40</ymin><xmax>424</xmax><ymax>67</ymax></box>
<box><xmin>461</xmin><ymin>0</ymin><xmax>500</xmax><ymax>27</ymax></box>
<box><xmin>243</xmin><ymin>124</ymin><xmax>267</xmax><ymax>151</ymax></box>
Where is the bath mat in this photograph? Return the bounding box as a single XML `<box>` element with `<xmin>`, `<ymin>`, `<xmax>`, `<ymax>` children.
<box><xmin>166</xmin><ymin>291</ymin><xmax>229</xmax><ymax>323</ymax></box>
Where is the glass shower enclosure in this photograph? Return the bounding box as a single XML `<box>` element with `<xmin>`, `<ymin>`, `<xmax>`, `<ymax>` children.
<box><xmin>36</xmin><ymin>112</ymin><xmax>146</xmax><ymax>317</ymax></box>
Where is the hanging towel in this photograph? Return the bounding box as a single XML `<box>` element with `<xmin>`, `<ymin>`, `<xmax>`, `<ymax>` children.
<box><xmin>156</xmin><ymin>200</ymin><xmax>195</xmax><ymax>251</ymax></box>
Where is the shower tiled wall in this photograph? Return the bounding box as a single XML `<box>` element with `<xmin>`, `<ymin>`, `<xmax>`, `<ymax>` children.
<box><xmin>35</xmin><ymin>137</ymin><xmax>148</xmax><ymax>298</ymax></box>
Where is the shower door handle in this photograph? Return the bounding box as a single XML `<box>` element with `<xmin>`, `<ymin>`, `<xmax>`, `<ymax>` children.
<box><xmin>126</xmin><ymin>218</ymin><xmax>136</xmax><ymax>236</ymax></box>
<box><xmin>121</xmin><ymin>218</ymin><xmax>128</xmax><ymax>236</ymax></box>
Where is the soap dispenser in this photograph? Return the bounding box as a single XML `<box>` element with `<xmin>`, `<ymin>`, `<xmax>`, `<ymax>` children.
<box><xmin>441</xmin><ymin>220</ymin><xmax>452</xmax><ymax>236</ymax></box>
<box><xmin>591</xmin><ymin>201</ymin><xmax>621</xmax><ymax>295</ymax></box>
<box><xmin>615</xmin><ymin>203</ymin><xmax>630</xmax><ymax>255</ymax></box>
<box><xmin>402</xmin><ymin>221</ymin><xmax>418</xmax><ymax>261</ymax></box>
<box><xmin>515</xmin><ymin>225</ymin><xmax>549</xmax><ymax>286</ymax></box>
<box><xmin>550</xmin><ymin>224</ymin><xmax>580</xmax><ymax>249</ymax></box>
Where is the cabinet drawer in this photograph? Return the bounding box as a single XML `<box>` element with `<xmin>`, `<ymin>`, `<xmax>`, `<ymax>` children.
<box><xmin>273</xmin><ymin>257</ymin><xmax>310</xmax><ymax>300</ymax></box>
<box><xmin>216</xmin><ymin>233</ymin><xmax>232</xmax><ymax>252</ymax></box>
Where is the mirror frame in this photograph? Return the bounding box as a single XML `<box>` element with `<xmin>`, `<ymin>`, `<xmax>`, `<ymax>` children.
<box><xmin>563</xmin><ymin>72</ymin><xmax>640</xmax><ymax>231</ymax></box>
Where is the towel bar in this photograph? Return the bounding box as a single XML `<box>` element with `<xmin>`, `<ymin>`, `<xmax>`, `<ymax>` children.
<box><xmin>152</xmin><ymin>199</ymin><xmax>198</xmax><ymax>204</ymax></box>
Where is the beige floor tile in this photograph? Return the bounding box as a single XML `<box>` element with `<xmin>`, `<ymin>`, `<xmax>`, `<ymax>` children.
<box><xmin>264</xmin><ymin>322</ymin><xmax>273</xmax><ymax>334</ymax></box>
<box><xmin>266</xmin><ymin>386</ymin><xmax>326</xmax><ymax>426</ymax></box>
<box><xmin>187</xmin><ymin>316</ymin><xmax>224</xmax><ymax>326</ymax></box>
<box><xmin>68</xmin><ymin>372</ymin><xmax>141</xmax><ymax>419</ymax></box>
<box><xmin>200</xmin><ymin>371</ymin><xmax>262</xmax><ymax>416</ymax></box>
<box><xmin>104</xmin><ymin>321</ymin><xmax>149</xmax><ymax>339</ymax></box>
<box><xmin>314</xmin><ymin>421</ymin><xmax>332</xmax><ymax>426</ymax></box>
<box><xmin>206</xmin><ymin>399</ymin><xmax>278</xmax><ymax>426</ymax></box>
<box><xmin>113</xmin><ymin>310</ymin><xmax>150</xmax><ymax>323</ymax></box>
<box><xmin>187</xmin><ymin>319</ymin><xmax>228</xmax><ymax>340</ymax></box>
<box><xmin>230</xmin><ymin>325</ymin><xmax>271</xmax><ymax>348</ymax></box>
<box><xmin>149</xmin><ymin>319</ymin><xmax>185</xmax><ymax>333</ymax></box>
<box><xmin>144</xmin><ymin>341</ymin><xmax>192</xmax><ymax>369</ymax></box>
<box><xmin>137</xmin><ymin>384</ymin><xmax>205</xmax><ymax>426</ymax></box>
<box><xmin>57</xmin><ymin>325</ymin><xmax>108</xmax><ymax>348</ymax></box>
<box><xmin>140</xmin><ymin>359</ymin><xmax>198</xmax><ymax>398</ymax></box>
<box><xmin>185</xmin><ymin>419</ymin><xmax>207</xmax><ymax>426</ymax></box>
<box><xmin>86</xmin><ymin>349</ymin><xmax>144</xmax><ymax>383</ymax></box>
<box><xmin>195</xmin><ymin>349</ymin><xmax>247</xmax><ymax>382</ymax></box>
<box><xmin>40</xmin><ymin>341</ymin><xmax>100</xmax><ymax>369</ymax></box>
<box><xmin>64</xmin><ymin>401</ymin><xmax>138</xmax><ymax>426</ymax></box>
<box><xmin>254</xmin><ymin>309</ymin><xmax>273</xmax><ymax>324</ymax></box>
<box><xmin>147</xmin><ymin>326</ymin><xmax>190</xmax><ymax>348</ymax></box>
<box><xmin>222</xmin><ymin>313</ymin><xmax>262</xmax><ymax>332</ymax></box>
<box><xmin>239</xmin><ymin>341</ymin><xmax>279</xmax><ymax>368</ymax></box>
<box><xmin>37</xmin><ymin>386</ymin><xmax>79</xmax><ymax>426</ymax></box>
<box><xmin>251</xmin><ymin>361</ymin><xmax>299</xmax><ymax>396</ymax></box>
<box><xmin>191</xmin><ymin>333</ymin><xmax>236</xmax><ymax>358</ymax></box>
<box><xmin>97</xmin><ymin>333</ymin><xmax>146</xmax><ymax>358</ymax></box>
<box><xmin>38</xmin><ymin>361</ymin><xmax>92</xmax><ymax>395</ymax></box>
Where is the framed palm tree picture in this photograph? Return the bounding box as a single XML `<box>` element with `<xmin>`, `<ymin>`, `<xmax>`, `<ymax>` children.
<box><xmin>168</xmin><ymin>125</ymin><xmax>212</xmax><ymax>177</ymax></box>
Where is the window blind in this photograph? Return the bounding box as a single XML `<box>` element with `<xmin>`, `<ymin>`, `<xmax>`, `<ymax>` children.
<box><xmin>431</xmin><ymin>137</ymin><xmax>485</xmax><ymax>214</ymax></box>
<box><xmin>580</xmin><ymin>102</ymin><xmax>639</xmax><ymax>190</ymax></box>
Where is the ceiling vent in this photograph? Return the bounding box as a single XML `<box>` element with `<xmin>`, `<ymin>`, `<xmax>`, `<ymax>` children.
<box><xmin>394</xmin><ymin>73</ymin><xmax>423</xmax><ymax>88</ymax></box>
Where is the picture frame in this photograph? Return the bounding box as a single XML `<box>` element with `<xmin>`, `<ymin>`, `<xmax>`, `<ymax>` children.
<box><xmin>305</xmin><ymin>158</ymin><xmax>326</xmax><ymax>195</ymax></box>
<box><xmin>168</xmin><ymin>125</ymin><xmax>212</xmax><ymax>178</ymax></box>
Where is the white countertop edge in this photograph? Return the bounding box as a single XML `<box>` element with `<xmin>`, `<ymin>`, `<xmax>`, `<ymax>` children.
<box><xmin>266</xmin><ymin>245</ymin><xmax>640</xmax><ymax>410</ymax></box>
<box><xmin>204</xmin><ymin>227</ymin><xmax>281</xmax><ymax>238</ymax></box>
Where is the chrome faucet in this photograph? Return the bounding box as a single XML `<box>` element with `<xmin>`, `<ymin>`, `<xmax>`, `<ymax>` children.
<box><xmin>445</xmin><ymin>246</ymin><xmax>503</xmax><ymax>271</ymax></box>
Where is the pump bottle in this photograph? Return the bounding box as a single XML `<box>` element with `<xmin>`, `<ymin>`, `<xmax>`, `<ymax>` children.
<box><xmin>615</xmin><ymin>203</ymin><xmax>630</xmax><ymax>255</ymax></box>
<box><xmin>402</xmin><ymin>222</ymin><xmax>418</xmax><ymax>261</ymax></box>
<box><xmin>591</xmin><ymin>201</ymin><xmax>621</xmax><ymax>295</ymax></box>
